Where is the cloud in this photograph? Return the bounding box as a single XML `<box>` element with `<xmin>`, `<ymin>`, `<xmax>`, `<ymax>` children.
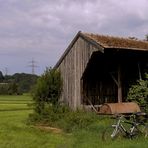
<box><xmin>0</xmin><ymin>0</ymin><xmax>148</xmax><ymax>74</ymax></box>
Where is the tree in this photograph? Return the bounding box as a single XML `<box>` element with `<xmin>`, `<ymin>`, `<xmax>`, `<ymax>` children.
<box><xmin>8</xmin><ymin>82</ymin><xmax>19</xmax><ymax>95</ymax></box>
<box><xmin>145</xmin><ymin>34</ymin><xmax>148</xmax><ymax>41</ymax></box>
<box><xmin>3</xmin><ymin>73</ymin><xmax>38</xmax><ymax>93</ymax></box>
<box><xmin>32</xmin><ymin>68</ymin><xmax>62</xmax><ymax>113</ymax></box>
<box><xmin>0</xmin><ymin>82</ymin><xmax>20</xmax><ymax>95</ymax></box>
<box><xmin>0</xmin><ymin>71</ymin><xmax>4</xmax><ymax>82</ymax></box>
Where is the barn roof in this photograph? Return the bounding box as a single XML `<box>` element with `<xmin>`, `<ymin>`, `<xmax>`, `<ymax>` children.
<box><xmin>55</xmin><ymin>31</ymin><xmax>148</xmax><ymax>68</ymax></box>
<box><xmin>83</xmin><ymin>33</ymin><xmax>148</xmax><ymax>51</ymax></box>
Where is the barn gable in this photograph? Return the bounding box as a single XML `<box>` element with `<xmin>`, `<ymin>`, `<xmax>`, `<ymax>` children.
<box><xmin>55</xmin><ymin>31</ymin><xmax>148</xmax><ymax>109</ymax></box>
<box><xmin>55</xmin><ymin>31</ymin><xmax>103</xmax><ymax>109</ymax></box>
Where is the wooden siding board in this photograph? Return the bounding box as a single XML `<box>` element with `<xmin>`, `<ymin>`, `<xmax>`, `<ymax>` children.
<box><xmin>76</xmin><ymin>38</ymin><xmax>81</xmax><ymax>107</ymax></box>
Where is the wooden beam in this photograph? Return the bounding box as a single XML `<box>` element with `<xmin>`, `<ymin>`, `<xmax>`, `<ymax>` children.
<box><xmin>86</xmin><ymin>98</ymin><xmax>98</xmax><ymax>113</ymax></box>
<box><xmin>118</xmin><ymin>64</ymin><xmax>122</xmax><ymax>103</ymax></box>
<box><xmin>110</xmin><ymin>72</ymin><xmax>119</xmax><ymax>87</ymax></box>
<box><xmin>138</xmin><ymin>62</ymin><xmax>142</xmax><ymax>80</ymax></box>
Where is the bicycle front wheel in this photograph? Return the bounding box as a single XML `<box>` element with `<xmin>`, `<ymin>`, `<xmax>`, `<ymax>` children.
<box><xmin>102</xmin><ymin>126</ymin><xmax>121</xmax><ymax>142</ymax></box>
<box><xmin>135</xmin><ymin>124</ymin><xmax>148</xmax><ymax>138</ymax></box>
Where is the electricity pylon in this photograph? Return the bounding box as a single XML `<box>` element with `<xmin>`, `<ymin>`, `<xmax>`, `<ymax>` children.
<box><xmin>28</xmin><ymin>59</ymin><xmax>38</xmax><ymax>75</ymax></box>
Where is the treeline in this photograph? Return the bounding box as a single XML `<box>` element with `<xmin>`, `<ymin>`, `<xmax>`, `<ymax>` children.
<box><xmin>0</xmin><ymin>71</ymin><xmax>39</xmax><ymax>95</ymax></box>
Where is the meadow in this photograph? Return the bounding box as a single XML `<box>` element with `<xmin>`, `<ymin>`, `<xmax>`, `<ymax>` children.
<box><xmin>0</xmin><ymin>95</ymin><xmax>147</xmax><ymax>148</ymax></box>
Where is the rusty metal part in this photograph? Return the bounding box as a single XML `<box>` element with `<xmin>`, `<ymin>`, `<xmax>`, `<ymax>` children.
<box><xmin>99</xmin><ymin>102</ymin><xmax>141</xmax><ymax>114</ymax></box>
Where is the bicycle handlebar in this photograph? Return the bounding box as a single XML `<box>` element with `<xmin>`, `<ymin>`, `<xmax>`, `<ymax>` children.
<box><xmin>111</xmin><ymin>112</ymin><xmax>147</xmax><ymax>119</ymax></box>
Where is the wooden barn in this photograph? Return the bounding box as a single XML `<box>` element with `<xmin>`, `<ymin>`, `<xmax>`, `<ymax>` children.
<box><xmin>54</xmin><ymin>31</ymin><xmax>148</xmax><ymax>110</ymax></box>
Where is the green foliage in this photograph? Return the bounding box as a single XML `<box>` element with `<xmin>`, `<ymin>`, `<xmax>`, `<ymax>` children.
<box><xmin>145</xmin><ymin>34</ymin><xmax>148</xmax><ymax>41</ymax></box>
<box><xmin>32</xmin><ymin>68</ymin><xmax>62</xmax><ymax>113</ymax></box>
<box><xmin>7</xmin><ymin>73</ymin><xmax>39</xmax><ymax>93</ymax></box>
<box><xmin>127</xmin><ymin>74</ymin><xmax>148</xmax><ymax>112</ymax></box>
<box><xmin>29</xmin><ymin>103</ymin><xmax>69</xmax><ymax>124</ymax></box>
<box><xmin>0</xmin><ymin>82</ymin><xmax>21</xmax><ymax>95</ymax></box>
<box><xmin>0</xmin><ymin>71</ymin><xmax>4</xmax><ymax>81</ymax></box>
<box><xmin>59</xmin><ymin>110</ymin><xmax>98</xmax><ymax>132</ymax></box>
<box><xmin>0</xmin><ymin>72</ymin><xmax>38</xmax><ymax>95</ymax></box>
<box><xmin>0</xmin><ymin>83</ymin><xmax>8</xmax><ymax>94</ymax></box>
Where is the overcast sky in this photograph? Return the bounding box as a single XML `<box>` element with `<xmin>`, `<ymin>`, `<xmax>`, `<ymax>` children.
<box><xmin>0</xmin><ymin>0</ymin><xmax>148</xmax><ymax>75</ymax></box>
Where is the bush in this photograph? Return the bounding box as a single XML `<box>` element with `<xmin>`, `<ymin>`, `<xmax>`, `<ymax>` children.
<box><xmin>127</xmin><ymin>73</ymin><xmax>148</xmax><ymax>112</ymax></box>
<box><xmin>59</xmin><ymin>110</ymin><xmax>97</xmax><ymax>132</ymax></box>
<box><xmin>32</xmin><ymin>67</ymin><xmax>62</xmax><ymax>114</ymax></box>
<box><xmin>29</xmin><ymin>104</ymin><xmax>98</xmax><ymax>132</ymax></box>
<box><xmin>29</xmin><ymin>104</ymin><xmax>69</xmax><ymax>123</ymax></box>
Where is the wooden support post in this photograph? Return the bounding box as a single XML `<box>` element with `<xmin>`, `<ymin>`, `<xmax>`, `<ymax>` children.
<box><xmin>118</xmin><ymin>64</ymin><xmax>122</xmax><ymax>103</ymax></box>
<box><xmin>80</xmin><ymin>79</ymin><xmax>83</xmax><ymax>104</ymax></box>
<box><xmin>138</xmin><ymin>62</ymin><xmax>142</xmax><ymax>80</ymax></box>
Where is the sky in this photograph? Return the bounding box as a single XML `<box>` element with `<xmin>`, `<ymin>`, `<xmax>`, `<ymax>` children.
<box><xmin>0</xmin><ymin>0</ymin><xmax>148</xmax><ymax>75</ymax></box>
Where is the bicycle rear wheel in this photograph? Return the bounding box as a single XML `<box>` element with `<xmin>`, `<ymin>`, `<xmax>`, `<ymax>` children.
<box><xmin>102</xmin><ymin>126</ymin><xmax>122</xmax><ymax>142</ymax></box>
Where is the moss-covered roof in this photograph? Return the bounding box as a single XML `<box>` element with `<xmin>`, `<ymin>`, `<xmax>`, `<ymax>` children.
<box><xmin>83</xmin><ymin>33</ymin><xmax>148</xmax><ymax>51</ymax></box>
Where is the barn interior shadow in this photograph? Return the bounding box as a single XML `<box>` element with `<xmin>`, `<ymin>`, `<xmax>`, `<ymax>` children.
<box><xmin>81</xmin><ymin>49</ymin><xmax>148</xmax><ymax>107</ymax></box>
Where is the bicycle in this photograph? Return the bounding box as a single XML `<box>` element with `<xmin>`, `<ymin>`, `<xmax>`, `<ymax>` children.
<box><xmin>102</xmin><ymin>112</ymin><xmax>148</xmax><ymax>141</ymax></box>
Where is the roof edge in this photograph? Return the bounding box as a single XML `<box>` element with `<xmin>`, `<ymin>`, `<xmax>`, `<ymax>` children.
<box><xmin>54</xmin><ymin>31</ymin><xmax>105</xmax><ymax>69</ymax></box>
<box><xmin>104</xmin><ymin>46</ymin><xmax>148</xmax><ymax>52</ymax></box>
<box><xmin>54</xmin><ymin>31</ymin><xmax>81</xmax><ymax>68</ymax></box>
<box><xmin>80</xmin><ymin>33</ymin><xmax>105</xmax><ymax>52</ymax></box>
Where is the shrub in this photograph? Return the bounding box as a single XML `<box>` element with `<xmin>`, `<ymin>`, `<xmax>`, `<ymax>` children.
<box><xmin>29</xmin><ymin>104</ymin><xmax>98</xmax><ymax>132</ymax></box>
<box><xmin>32</xmin><ymin>67</ymin><xmax>62</xmax><ymax>114</ymax></box>
<box><xmin>127</xmin><ymin>73</ymin><xmax>148</xmax><ymax>112</ymax></box>
<box><xmin>59</xmin><ymin>110</ymin><xmax>97</xmax><ymax>132</ymax></box>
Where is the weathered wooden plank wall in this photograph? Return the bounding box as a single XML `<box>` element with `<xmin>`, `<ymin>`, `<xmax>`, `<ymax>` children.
<box><xmin>58</xmin><ymin>36</ymin><xmax>101</xmax><ymax>109</ymax></box>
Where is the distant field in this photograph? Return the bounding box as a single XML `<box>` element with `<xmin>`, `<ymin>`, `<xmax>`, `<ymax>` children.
<box><xmin>0</xmin><ymin>94</ymin><xmax>32</xmax><ymax>111</ymax></box>
<box><xmin>0</xmin><ymin>104</ymin><xmax>31</xmax><ymax>111</ymax></box>
<box><xmin>0</xmin><ymin>101</ymin><xmax>32</xmax><ymax>104</ymax></box>
<box><xmin>0</xmin><ymin>94</ymin><xmax>32</xmax><ymax>101</ymax></box>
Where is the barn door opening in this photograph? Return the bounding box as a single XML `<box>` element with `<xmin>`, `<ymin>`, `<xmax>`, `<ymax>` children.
<box><xmin>81</xmin><ymin>51</ymin><xmax>118</xmax><ymax>106</ymax></box>
<box><xmin>81</xmin><ymin>49</ymin><xmax>148</xmax><ymax>107</ymax></box>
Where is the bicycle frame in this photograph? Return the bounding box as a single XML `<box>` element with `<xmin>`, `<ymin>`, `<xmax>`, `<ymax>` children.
<box><xmin>111</xmin><ymin>116</ymin><xmax>135</xmax><ymax>138</ymax></box>
<box><xmin>111</xmin><ymin>116</ymin><xmax>127</xmax><ymax>138</ymax></box>
<box><xmin>102</xmin><ymin>113</ymin><xmax>148</xmax><ymax>141</ymax></box>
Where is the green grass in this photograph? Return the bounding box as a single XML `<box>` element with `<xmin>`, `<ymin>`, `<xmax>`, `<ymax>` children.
<box><xmin>0</xmin><ymin>104</ymin><xmax>31</xmax><ymax>111</ymax></box>
<box><xmin>0</xmin><ymin>95</ymin><xmax>148</xmax><ymax>148</ymax></box>
<box><xmin>0</xmin><ymin>100</ymin><xmax>32</xmax><ymax>104</ymax></box>
<box><xmin>0</xmin><ymin>94</ymin><xmax>32</xmax><ymax>111</ymax></box>
<box><xmin>0</xmin><ymin>95</ymin><xmax>72</xmax><ymax>148</ymax></box>
<box><xmin>0</xmin><ymin>110</ymin><xmax>72</xmax><ymax>148</ymax></box>
<box><xmin>0</xmin><ymin>94</ymin><xmax>32</xmax><ymax>101</ymax></box>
